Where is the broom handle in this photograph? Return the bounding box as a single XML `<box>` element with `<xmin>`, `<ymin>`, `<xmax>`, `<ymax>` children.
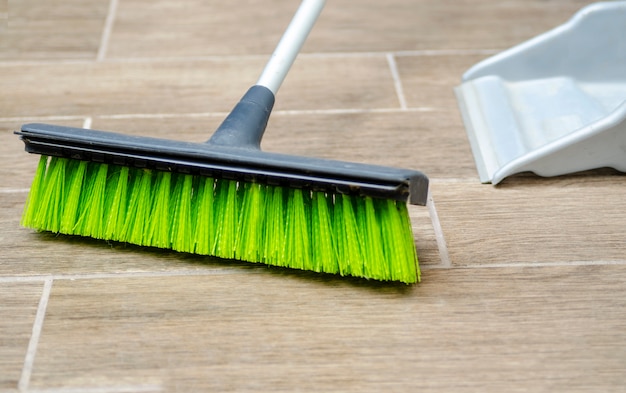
<box><xmin>256</xmin><ymin>0</ymin><xmax>326</xmax><ymax>94</ymax></box>
<box><xmin>209</xmin><ymin>0</ymin><xmax>324</xmax><ymax>148</ymax></box>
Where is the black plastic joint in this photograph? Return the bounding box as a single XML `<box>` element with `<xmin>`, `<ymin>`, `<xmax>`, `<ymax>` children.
<box><xmin>208</xmin><ymin>85</ymin><xmax>276</xmax><ymax>150</ymax></box>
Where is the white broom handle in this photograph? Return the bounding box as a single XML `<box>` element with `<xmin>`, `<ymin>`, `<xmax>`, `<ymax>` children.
<box><xmin>256</xmin><ymin>0</ymin><xmax>326</xmax><ymax>94</ymax></box>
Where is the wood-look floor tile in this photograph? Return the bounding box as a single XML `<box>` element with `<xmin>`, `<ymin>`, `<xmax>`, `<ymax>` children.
<box><xmin>30</xmin><ymin>265</ymin><xmax>626</xmax><ymax>391</ymax></box>
<box><xmin>0</xmin><ymin>0</ymin><xmax>108</xmax><ymax>60</ymax></box>
<box><xmin>107</xmin><ymin>0</ymin><xmax>304</xmax><ymax>58</ymax></box>
<box><xmin>315</xmin><ymin>0</ymin><xmax>590</xmax><ymax>52</ymax></box>
<box><xmin>0</xmin><ymin>56</ymin><xmax>397</xmax><ymax>118</ymax></box>
<box><xmin>0</xmin><ymin>60</ymin><xmax>258</xmax><ymax>118</ymax></box>
<box><xmin>0</xmin><ymin>282</ymin><xmax>43</xmax><ymax>389</ymax></box>
<box><xmin>275</xmin><ymin>56</ymin><xmax>399</xmax><ymax>111</ymax></box>
<box><xmin>0</xmin><ymin>193</ymin><xmax>256</xmax><ymax>277</ymax></box>
<box><xmin>91</xmin><ymin>116</ymin><xmax>224</xmax><ymax>141</ymax></box>
<box><xmin>0</xmin><ymin>4</ymin><xmax>6</xmax><ymax>37</ymax></box>
<box><xmin>432</xmin><ymin>177</ymin><xmax>626</xmax><ymax>266</ymax></box>
<box><xmin>396</xmin><ymin>53</ymin><xmax>487</xmax><ymax>110</ymax></box>
<box><xmin>264</xmin><ymin>110</ymin><xmax>477</xmax><ymax>179</ymax></box>
<box><xmin>106</xmin><ymin>0</ymin><xmax>590</xmax><ymax>57</ymax></box>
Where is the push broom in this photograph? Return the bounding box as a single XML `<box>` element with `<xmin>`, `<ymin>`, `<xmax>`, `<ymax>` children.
<box><xmin>15</xmin><ymin>0</ymin><xmax>429</xmax><ymax>283</ymax></box>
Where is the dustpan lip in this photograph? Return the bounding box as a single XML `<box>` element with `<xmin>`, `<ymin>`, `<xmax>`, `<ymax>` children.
<box><xmin>490</xmin><ymin>101</ymin><xmax>626</xmax><ymax>184</ymax></box>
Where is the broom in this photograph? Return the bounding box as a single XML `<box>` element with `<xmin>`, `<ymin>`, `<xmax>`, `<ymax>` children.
<box><xmin>15</xmin><ymin>0</ymin><xmax>429</xmax><ymax>283</ymax></box>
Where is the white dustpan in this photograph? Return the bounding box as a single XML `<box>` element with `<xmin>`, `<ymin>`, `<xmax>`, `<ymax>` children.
<box><xmin>455</xmin><ymin>1</ymin><xmax>626</xmax><ymax>185</ymax></box>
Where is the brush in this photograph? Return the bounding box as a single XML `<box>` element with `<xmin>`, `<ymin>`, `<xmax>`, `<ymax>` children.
<box><xmin>15</xmin><ymin>0</ymin><xmax>429</xmax><ymax>283</ymax></box>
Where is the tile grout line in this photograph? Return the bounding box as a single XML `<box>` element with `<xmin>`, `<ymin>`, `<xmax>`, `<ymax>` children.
<box><xmin>0</xmin><ymin>259</ymin><xmax>623</xmax><ymax>285</ymax></box>
<box><xmin>456</xmin><ymin>260</ymin><xmax>626</xmax><ymax>269</ymax></box>
<box><xmin>27</xmin><ymin>384</ymin><xmax>164</xmax><ymax>393</ymax></box>
<box><xmin>96</xmin><ymin>0</ymin><xmax>119</xmax><ymax>61</ymax></box>
<box><xmin>0</xmin><ymin>269</ymin><xmax>262</xmax><ymax>284</ymax></box>
<box><xmin>394</xmin><ymin>48</ymin><xmax>499</xmax><ymax>57</ymax></box>
<box><xmin>269</xmin><ymin>107</ymin><xmax>436</xmax><ymax>115</ymax></box>
<box><xmin>82</xmin><ymin>116</ymin><xmax>93</xmax><ymax>129</ymax></box>
<box><xmin>0</xmin><ymin>48</ymin><xmax>500</xmax><ymax>67</ymax></box>
<box><xmin>18</xmin><ymin>278</ymin><xmax>53</xmax><ymax>393</ymax></box>
<box><xmin>426</xmin><ymin>190</ymin><xmax>452</xmax><ymax>268</ymax></box>
<box><xmin>385</xmin><ymin>53</ymin><xmax>408</xmax><ymax>110</ymax></box>
<box><xmin>0</xmin><ymin>107</ymin><xmax>437</xmax><ymax>124</ymax></box>
<box><xmin>1</xmin><ymin>115</ymin><xmax>88</xmax><ymax>122</ymax></box>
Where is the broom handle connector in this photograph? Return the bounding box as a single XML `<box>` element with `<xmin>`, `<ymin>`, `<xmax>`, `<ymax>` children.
<box><xmin>209</xmin><ymin>0</ymin><xmax>324</xmax><ymax>148</ymax></box>
<box><xmin>256</xmin><ymin>0</ymin><xmax>326</xmax><ymax>94</ymax></box>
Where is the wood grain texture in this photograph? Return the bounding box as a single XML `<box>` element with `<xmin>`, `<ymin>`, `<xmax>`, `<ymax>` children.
<box><xmin>0</xmin><ymin>0</ymin><xmax>109</xmax><ymax>60</ymax></box>
<box><xmin>30</xmin><ymin>267</ymin><xmax>626</xmax><ymax>392</ymax></box>
<box><xmin>0</xmin><ymin>191</ymin><xmax>262</xmax><ymax>277</ymax></box>
<box><xmin>103</xmin><ymin>0</ymin><xmax>591</xmax><ymax>57</ymax></box>
<box><xmin>0</xmin><ymin>282</ymin><xmax>42</xmax><ymax>389</ymax></box>
<box><xmin>0</xmin><ymin>56</ymin><xmax>400</xmax><ymax>119</ymax></box>
<box><xmin>432</xmin><ymin>177</ymin><xmax>626</xmax><ymax>265</ymax></box>
<box><xmin>1</xmin><ymin>0</ymin><xmax>625</xmax><ymax>391</ymax></box>
<box><xmin>396</xmin><ymin>53</ymin><xmax>488</xmax><ymax>110</ymax></box>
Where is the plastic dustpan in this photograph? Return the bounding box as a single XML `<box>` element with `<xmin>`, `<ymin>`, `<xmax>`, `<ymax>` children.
<box><xmin>455</xmin><ymin>1</ymin><xmax>626</xmax><ymax>184</ymax></box>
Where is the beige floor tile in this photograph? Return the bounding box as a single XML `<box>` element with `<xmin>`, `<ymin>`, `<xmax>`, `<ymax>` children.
<box><xmin>30</xmin><ymin>265</ymin><xmax>626</xmax><ymax>392</ymax></box>
<box><xmin>275</xmin><ymin>56</ymin><xmax>399</xmax><ymax>111</ymax></box>
<box><xmin>0</xmin><ymin>59</ymin><xmax>258</xmax><ymax>118</ymax></box>
<box><xmin>394</xmin><ymin>54</ymin><xmax>491</xmax><ymax>179</ymax></box>
<box><xmin>0</xmin><ymin>281</ymin><xmax>43</xmax><ymax>389</ymax></box>
<box><xmin>432</xmin><ymin>177</ymin><xmax>626</xmax><ymax>266</ymax></box>
<box><xmin>0</xmin><ymin>3</ymin><xmax>6</xmax><ymax>37</ymax></box>
<box><xmin>264</xmin><ymin>110</ymin><xmax>477</xmax><ymax>179</ymax></box>
<box><xmin>0</xmin><ymin>56</ymin><xmax>397</xmax><ymax>118</ymax></box>
<box><xmin>0</xmin><ymin>0</ymin><xmax>108</xmax><ymax>60</ymax></box>
<box><xmin>0</xmin><ymin>191</ymin><xmax>255</xmax><ymax>277</ymax></box>
<box><xmin>106</xmin><ymin>0</ymin><xmax>590</xmax><ymax>58</ymax></box>
<box><xmin>396</xmin><ymin>53</ymin><xmax>487</xmax><ymax>110</ymax></box>
<box><xmin>91</xmin><ymin>116</ymin><xmax>224</xmax><ymax>141</ymax></box>
<box><xmin>316</xmin><ymin>0</ymin><xmax>590</xmax><ymax>52</ymax></box>
<box><xmin>107</xmin><ymin>0</ymin><xmax>305</xmax><ymax>58</ymax></box>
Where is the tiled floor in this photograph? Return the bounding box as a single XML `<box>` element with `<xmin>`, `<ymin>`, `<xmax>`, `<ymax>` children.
<box><xmin>1</xmin><ymin>0</ymin><xmax>625</xmax><ymax>392</ymax></box>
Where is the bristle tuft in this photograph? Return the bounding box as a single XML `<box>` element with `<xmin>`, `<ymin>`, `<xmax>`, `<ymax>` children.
<box><xmin>192</xmin><ymin>177</ymin><xmax>215</xmax><ymax>254</ymax></box>
<box><xmin>22</xmin><ymin>157</ymin><xmax>420</xmax><ymax>283</ymax></box>
<box><xmin>171</xmin><ymin>174</ymin><xmax>194</xmax><ymax>253</ymax></box>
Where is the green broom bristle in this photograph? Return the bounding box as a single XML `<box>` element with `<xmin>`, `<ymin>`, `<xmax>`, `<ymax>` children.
<box><xmin>21</xmin><ymin>155</ymin><xmax>420</xmax><ymax>283</ymax></box>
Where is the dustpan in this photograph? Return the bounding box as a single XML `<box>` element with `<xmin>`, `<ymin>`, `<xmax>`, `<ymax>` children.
<box><xmin>455</xmin><ymin>1</ymin><xmax>626</xmax><ymax>185</ymax></box>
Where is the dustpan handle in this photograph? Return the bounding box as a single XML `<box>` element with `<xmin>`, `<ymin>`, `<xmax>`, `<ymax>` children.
<box><xmin>256</xmin><ymin>0</ymin><xmax>326</xmax><ymax>94</ymax></box>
